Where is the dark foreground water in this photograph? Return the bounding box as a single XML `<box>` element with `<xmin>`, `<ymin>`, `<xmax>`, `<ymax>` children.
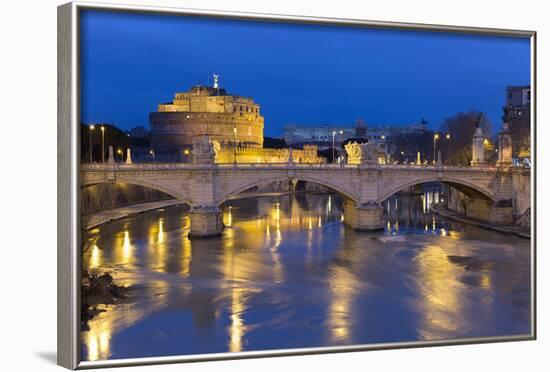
<box><xmin>81</xmin><ymin>191</ymin><xmax>531</xmax><ymax>361</ymax></box>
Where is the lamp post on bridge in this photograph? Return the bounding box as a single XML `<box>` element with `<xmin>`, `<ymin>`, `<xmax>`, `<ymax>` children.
<box><xmin>332</xmin><ymin>130</ymin><xmax>343</xmax><ymax>164</ymax></box>
<box><xmin>149</xmin><ymin>149</ymin><xmax>155</xmax><ymax>163</ymax></box>
<box><xmin>433</xmin><ymin>133</ymin><xmax>440</xmax><ymax>165</ymax></box>
<box><xmin>100</xmin><ymin>125</ymin><xmax>105</xmax><ymax>163</ymax></box>
<box><xmin>89</xmin><ymin>124</ymin><xmax>95</xmax><ymax>163</ymax></box>
<box><xmin>445</xmin><ymin>133</ymin><xmax>451</xmax><ymax>164</ymax></box>
<box><xmin>233</xmin><ymin>126</ymin><xmax>237</xmax><ymax>165</ymax></box>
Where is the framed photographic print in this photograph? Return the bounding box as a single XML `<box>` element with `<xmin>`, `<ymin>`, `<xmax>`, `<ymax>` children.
<box><xmin>57</xmin><ymin>1</ymin><xmax>536</xmax><ymax>369</ymax></box>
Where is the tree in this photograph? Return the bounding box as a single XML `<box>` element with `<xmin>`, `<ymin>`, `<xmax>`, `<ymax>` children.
<box><xmin>80</xmin><ymin>123</ymin><xmax>131</xmax><ymax>163</ymax></box>
<box><xmin>385</xmin><ymin>130</ymin><xmax>435</xmax><ymax>164</ymax></box>
<box><xmin>439</xmin><ymin>111</ymin><xmax>492</xmax><ymax>166</ymax></box>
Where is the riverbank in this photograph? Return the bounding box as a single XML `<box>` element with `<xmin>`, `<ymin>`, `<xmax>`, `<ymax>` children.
<box><xmin>431</xmin><ymin>204</ymin><xmax>530</xmax><ymax>239</ymax></box>
<box><xmin>83</xmin><ymin>199</ymin><xmax>186</xmax><ymax>230</ymax></box>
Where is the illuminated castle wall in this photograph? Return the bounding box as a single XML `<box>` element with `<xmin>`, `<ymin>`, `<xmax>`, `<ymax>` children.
<box><xmin>215</xmin><ymin>144</ymin><xmax>325</xmax><ymax>164</ymax></box>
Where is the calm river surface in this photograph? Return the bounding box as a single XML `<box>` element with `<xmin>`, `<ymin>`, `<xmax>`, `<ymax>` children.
<box><xmin>81</xmin><ymin>191</ymin><xmax>531</xmax><ymax>361</ymax></box>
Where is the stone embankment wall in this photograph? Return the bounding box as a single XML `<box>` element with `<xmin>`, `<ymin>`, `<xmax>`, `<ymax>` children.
<box><xmin>81</xmin><ymin>183</ymin><xmax>173</xmax><ymax>215</ymax></box>
<box><xmin>447</xmin><ymin>170</ymin><xmax>531</xmax><ymax>227</ymax></box>
<box><xmin>511</xmin><ymin>171</ymin><xmax>531</xmax><ymax>220</ymax></box>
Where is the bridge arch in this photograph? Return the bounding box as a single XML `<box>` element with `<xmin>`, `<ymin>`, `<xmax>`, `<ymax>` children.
<box><xmin>377</xmin><ymin>176</ymin><xmax>496</xmax><ymax>204</ymax></box>
<box><xmin>81</xmin><ymin>179</ymin><xmax>191</xmax><ymax>205</ymax></box>
<box><xmin>216</xmin><ymin>175</ymin><xmax>359</xmax><ymax>206</ymax></box>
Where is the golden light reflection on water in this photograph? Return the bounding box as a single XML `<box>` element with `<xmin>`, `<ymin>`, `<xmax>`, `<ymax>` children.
<box><xmin>229</xmin><ymin>287</ymin><xmax>246</xmax><ymax>352</ymax></box>
<box><xmin>112</xmin><ymin>229</ymin><xmax>135</xmax><ymax>268</ymax></box>
<box><xmin>89</xmin><ymin>244</ymin><xmax>102</xmax><ymax>270</ymax></box>
<box><xmin>85</xmin><ymin>307</ymin><xmax>112</xmax><ymax>361</ymax></box>
<box><xmin>147</xmin><ymin>217</ymin><xmax>167</xmax><ymax>272</ymax></box>
<box><xmin>416</xmin><ymin>245</ymin><xmax>468</xmax><ymax>339</ymax></box>
<box><xmin>328</xmin><ymin>266</ymin><xmax>358</xmax><ymax>343</ymax></box>
<box><xmin>181</xmin><ymin>237</ymin><xmax>192</xmax><ymax>277</ymax></box>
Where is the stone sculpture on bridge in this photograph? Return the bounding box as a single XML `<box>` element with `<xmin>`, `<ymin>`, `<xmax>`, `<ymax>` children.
<box><xmin>471</xmin><ymin>122</ymin><xmax>486</xmax><ymax>166</ymax></box>
<box><xmin>345</xmin><ymin>141</ymin><xmax>379</xmax><ymax>166</ymax></box>
<box><xmin>497</xmin><ymin>122</ymin><xmax>513</xmax><ymax>168</ymax></box>
<box><xmin>344</xmin><ymin>142</ymin><xmax>362</xmax><ymax>164</ymax></box>
<box><xmin>125</xmin><ymin>148</ymin><xmax>133</xmax><ymax>164</ymax></box>
<box><xmin>192</xmin><ymin>136</ymin><xmax>218</xmax><ymax>164</ymax></box>
<box><xmin>359</xmin><ymin>142</ymin><xmax>379</xmax><ymax>165</ymax></box>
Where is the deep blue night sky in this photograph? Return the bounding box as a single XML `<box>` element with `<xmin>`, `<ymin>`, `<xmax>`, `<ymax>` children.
<box><xmin>80</xmin><ymin>10</ymin><xmax>530</xmax><ymax>137</ymax></box>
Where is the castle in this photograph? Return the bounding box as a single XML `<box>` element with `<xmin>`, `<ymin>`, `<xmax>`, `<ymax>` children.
<box><xmin>149</xmin><ymin>76</ymin><xmax>324</xmax><ymax>164</ymax></box>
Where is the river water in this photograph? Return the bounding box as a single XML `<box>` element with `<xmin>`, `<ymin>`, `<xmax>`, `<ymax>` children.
<box><xmin>81</xmin><ymin>190</ymin><xmax>531</xmax><ymax>361</ymax></box>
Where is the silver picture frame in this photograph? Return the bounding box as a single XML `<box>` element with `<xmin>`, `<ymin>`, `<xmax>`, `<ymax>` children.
<box><xmin>57</xmin><ymin>1</ymin><xmax>537</xmax><ymax>369</ymax></box>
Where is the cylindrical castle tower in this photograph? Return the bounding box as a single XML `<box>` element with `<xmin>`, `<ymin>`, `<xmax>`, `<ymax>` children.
<box><xmin>150</xmin><ymin>79</ymin><xmax>264</xmax><ymax>156</ymax></box>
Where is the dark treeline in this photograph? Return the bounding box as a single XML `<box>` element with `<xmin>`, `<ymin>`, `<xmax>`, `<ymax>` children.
<box><xmin>80</xmin><ymin>123</ymin><xmax>146</xmax><ymax>163</ymax></box>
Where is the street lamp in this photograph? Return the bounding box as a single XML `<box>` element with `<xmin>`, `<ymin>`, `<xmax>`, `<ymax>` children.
<box><xmin>89</xmin><ymin>124</ymin><xmax>95</xmax><ymax>163</ymax></box>
<box><xmin>100</xmin><ymin>126</ymin><xmax>105</xmax><ymax>163</ymax></box>
<box><xmin>149</xmin><ymin>149</ymin><xmax>155</xmax><ymax>163</ymax></box>
<box><xmin>332</xmin><ymin>130</ymin><xmax>343</xmax><ymax>163</ymax></box>
<box><xmin>445</xmin><ymin>133</ymin><xmax>451</xmax><ymax>164</ymax></box>
<box><xmin>117</xmin><ymin>148</ymin><xmax>123</xmax><ymax>162</ymax></box>
<box><xmin>183</xmin><ymin>148</ymin><xmax>190</xmax><ymax>162</ymax></box>
<box><xmin>433</xmin><ymin>133</ymin><xmax>440</xmax><ymax>164</ymax></box>
<box><xmin>233</xmin><ymin>126</ymin><xmax>237</xmax><ymax>165</ymax></box>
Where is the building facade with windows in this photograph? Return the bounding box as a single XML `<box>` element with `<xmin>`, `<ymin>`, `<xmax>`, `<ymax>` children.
<box><xmin>503</xmin><ymin>85</ymin><xmax>531</xmax><ymax>158</ymax></box>
<box><xmin>283</xmin><ymin>118</ymin><xmax>428</xmax><ymax>149</ymax></box>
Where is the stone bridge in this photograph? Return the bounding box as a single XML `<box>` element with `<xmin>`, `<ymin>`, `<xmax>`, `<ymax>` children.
<box><xmin>81</xmin><ymin>161</ymin><xmax>530</xmax><ymax>237</ymax></box>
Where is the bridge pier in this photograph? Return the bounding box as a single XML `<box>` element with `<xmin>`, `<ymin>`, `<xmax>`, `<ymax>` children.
<box><xmin>188</xmin><ymin>206</ymin><xmax>223</xmax><ymax>238</ymax></box>
<box><xmin>343</xmin><ymin>200</ymin><xmax>385</xmax><ymax>232</ymax></box>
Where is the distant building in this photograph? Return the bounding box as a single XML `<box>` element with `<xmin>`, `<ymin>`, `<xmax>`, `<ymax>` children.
<box><xmin>503</xmin><ymin>86</ymin><xmax>531</xmax><ymax>158</ymax></box>
<box><xmin>283</xmin><ymin>118</ymin><xmax>427</xmax><ymax>149</ymax></box>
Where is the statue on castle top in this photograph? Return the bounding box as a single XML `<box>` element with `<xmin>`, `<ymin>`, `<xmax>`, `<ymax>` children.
<box><xmin>213</xmin><ymin>73</ymin><xmax>219</xmax><ymax>89</ymax></box>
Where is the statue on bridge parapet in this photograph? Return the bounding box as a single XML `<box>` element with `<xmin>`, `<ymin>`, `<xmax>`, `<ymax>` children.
<box><xmin>344</xmin><ymin>142</ymin><xmax>361</xmax><ymax>164</ymax></box>
<box><xmin>107</xmin><ymin>145</ymin><xmax>115</xmax><ymax>165</ymax></box>
<box><xmin>497</xmin><ymin>122</ymin><xmax>513</xmax><ymax>168</ymax></box>
<box><xmin>192</xmin><ymin>136</ymin><xmax>220</xmax><ymax>164</ymax></box>
<box><xmin>360</xmin><ymin>142</ymin><xmax>379</xmax><ymax>166</ymax></box>
<box><xmin>470</xmin><ymin>122</ymin><xmax>486</xmax><ymax>167</ymax></box>
<box><xmin>345</xmin><ymin>141</ymin><xmax>379</xmax><ymax>166</ymax></box>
